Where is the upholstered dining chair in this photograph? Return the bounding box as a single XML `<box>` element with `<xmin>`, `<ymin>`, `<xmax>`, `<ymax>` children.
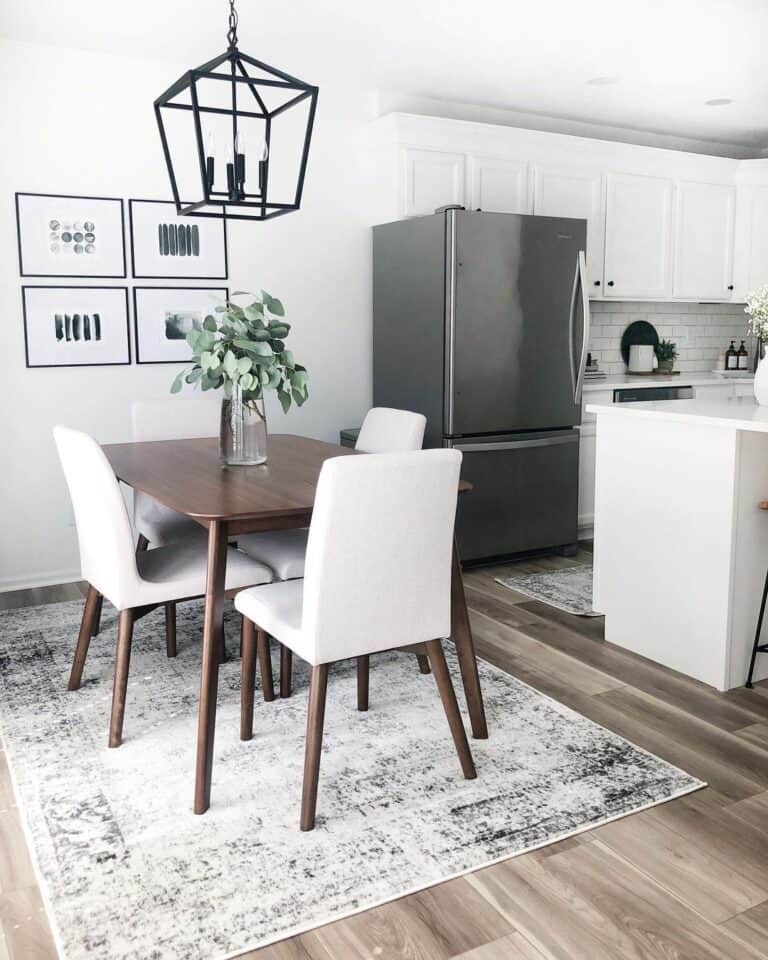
<box><xmin>129</xmin><ymin>395</ymin><xmax>221</xmax><ymax>655</ymax></box>
<box><xmin>54</xmin><ymin>425</ymin><xmax>272</xmax><ymax>748</ymax></box>
<box><xmin>235</xmin><ymin>448</ymin><xmax>475</xmax><ymax>831</ymax></box>
<box><xmin>238</xmin><ymin>407</ymin><xmax>427</xmax><ymax>693</ymax></box>
<box><xmin>131</xmin><ymin>395</ymin><xmax>220</xmax><ymax>550</ymax></box>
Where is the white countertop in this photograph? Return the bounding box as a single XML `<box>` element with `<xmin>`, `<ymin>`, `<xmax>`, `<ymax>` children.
<box><xmin>583</xmin><ymin>372</ymin><xmax>753</xmax><ymax>392</ymax></box>
<box><xmin>585</xmin><ymin>394</ymin><xmax>768</xmax><ymax>432</ymax></box>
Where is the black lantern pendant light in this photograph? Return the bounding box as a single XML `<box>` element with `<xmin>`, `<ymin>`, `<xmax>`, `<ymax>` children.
<box><xmin>154</xmin><ymin>0</ymin><xmax>319</xmax><ymax>221</ymax></box>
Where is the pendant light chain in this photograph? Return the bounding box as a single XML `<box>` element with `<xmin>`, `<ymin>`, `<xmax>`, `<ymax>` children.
<box><xmin>226</xmin><ymin>0</ymin><xmax>239</xmax><ymax>49</ymax></box>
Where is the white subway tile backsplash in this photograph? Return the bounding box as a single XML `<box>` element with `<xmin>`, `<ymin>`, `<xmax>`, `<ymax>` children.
<box><xmin>588</xmin><ymin>301</ymin><xmax>750</xmax><ymax>374</ymax></box>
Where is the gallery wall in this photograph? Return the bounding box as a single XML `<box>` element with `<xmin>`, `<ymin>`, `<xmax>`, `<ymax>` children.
<box><xmin>0</xmin><ymin>37</ymin><xmax>378</xmax><ymax>590</ymax></box>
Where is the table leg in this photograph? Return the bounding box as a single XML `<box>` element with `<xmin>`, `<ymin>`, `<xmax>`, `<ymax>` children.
<box><xmin>194</xmin><ymin>519</ymin><xmax>228</xmax><ymax>814</ymax></box>
<box><xmin>451</xmin><ymin>537</ymin><xmax>488</xmax><ymax>740</ymax></box>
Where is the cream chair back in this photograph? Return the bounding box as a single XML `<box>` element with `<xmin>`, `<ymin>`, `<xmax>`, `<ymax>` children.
<box><xmin>302</xmin><ymin>449</ymin><xmax>461</xmax><ymax>664</ymax></box>
<box><xmin>355</xmin><ymin>407</ymin><xmax>426</xmax><ymax>453</ymax></box>
<box><xmin>53</xmin><ymin>426</ymin><xmax>141</xmax><ymax>609</ymax></box>
<box><xmin>130</xmin><ymin>394</ymin><xmax>220</xmax><ymax>442</ymax></box>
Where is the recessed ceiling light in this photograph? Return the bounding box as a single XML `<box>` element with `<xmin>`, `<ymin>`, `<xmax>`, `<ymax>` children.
<box><xmin>705</xmin><ymin>98</ymin><xmax>734</xmax><ymax>106</ymax></box>
<box><xmin>587</xmin><ymin>76</ymin><xmax>619</xmax><ymax>86</ymax></box>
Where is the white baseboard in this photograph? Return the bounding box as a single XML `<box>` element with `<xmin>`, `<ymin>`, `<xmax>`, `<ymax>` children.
<box><xmin>0</xmin><ymin>568</ymin><xmax>82</xmax><ymax>594</ymax></box>
<box><xmin>578</xmin><ymin>517</ymin><xmax>594</xmax><ymax>541</ymax></box>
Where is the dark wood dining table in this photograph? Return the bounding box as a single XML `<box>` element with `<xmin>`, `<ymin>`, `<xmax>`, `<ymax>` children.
<box><xmin>103</xmin><ymin>434</ymin><xmax>488</xmax><ymax>814</ymax></box>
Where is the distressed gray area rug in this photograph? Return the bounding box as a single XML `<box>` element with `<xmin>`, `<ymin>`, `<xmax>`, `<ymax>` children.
<box><xmin>0</xmin><ymin>599</ymin><xmax>701</xmax><ymax>960</ymax></box>
<box><xmin>496</xmin><ymin>563</ymin><xmax>601</xmax><ymax>616</ymax></box>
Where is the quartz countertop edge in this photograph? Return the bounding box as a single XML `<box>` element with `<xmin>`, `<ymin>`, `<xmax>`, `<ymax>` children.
<box><xmin>585</xmin><ymin>396</ymin><xmax>768</xmax><ymax>433</ymax></box>
<box><xmin>583</xmin><ymin>372</ymin><xmax>754</xmax><ymax>392</ymax></box>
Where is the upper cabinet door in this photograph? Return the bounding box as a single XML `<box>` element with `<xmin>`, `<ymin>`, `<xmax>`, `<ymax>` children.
<box><xmin>746</xmin><ymin>185</ymin><xmax>768</xmax><ymax>293</ymax></box>
<box><xmin>604</xmin><ymin>172</ymin><xmax>674</xmax><ymax>299</ymax></box>
<box><xmin>673</xmin><ymin>181</ymin><xmax>735</xmax><ymax>300</ymax></box>
<box><xmin>403</xmin><ymin>148</ymin><xmax>466</xmax><ymax>217</ymax></box>
<box><xmin>469</xmin><ymin>157</ymin><xmax>530</xmax><ymax>215</ymax></box>
<box><xmin>533</xmin><ymin>166</ymin><xmax>604</xmax><ymax>293</ymax></box>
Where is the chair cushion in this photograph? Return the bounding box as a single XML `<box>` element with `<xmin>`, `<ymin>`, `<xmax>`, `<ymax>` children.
<box><xmin>134</xmin><ymin>492</ymin><xmax>206</xmax><ymax>547</ymax></box>
<box><xmin>234</xmin><ymin>580</ymin><xmax>312</xmax><ymax>662</ymax></box>
<box><xmin>128</xmin><ymin>540</ymin><xmax>272</xmax><ymax>608</ymax></box>
<box><xmin>237</xmin><ymin>529</ymin><xmax>309</xmax><ymax>581</ymax></box>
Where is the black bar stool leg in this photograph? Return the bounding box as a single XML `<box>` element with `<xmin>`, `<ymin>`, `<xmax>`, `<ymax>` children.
<box><xmin>746</xmin><ymin>566</ymin><xmax>768</xmax><ymax>688</ymax></box>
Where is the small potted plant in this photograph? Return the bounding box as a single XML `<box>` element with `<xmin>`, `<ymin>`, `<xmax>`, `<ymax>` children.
<box><xmin>170</xmin><ymin>290</ymin><xmax>308</xmax><ymax>465</ymax></box>
<box><xmin>655</xmin><ymin>339</ymin><xmax>677</xmax><ymax>374</ymax></box>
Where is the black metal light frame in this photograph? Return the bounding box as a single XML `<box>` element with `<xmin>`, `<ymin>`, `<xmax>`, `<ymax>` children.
<box><xmin>154</xmin><ymin>5</ymin><xmax>318</xmax><ymax>222</ymax></box>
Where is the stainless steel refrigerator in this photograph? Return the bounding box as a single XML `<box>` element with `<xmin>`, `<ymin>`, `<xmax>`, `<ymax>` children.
<box><xmin>372</xmin><ymin>208</ymin><xmax>590</xmax><ymax>563</ymax></box>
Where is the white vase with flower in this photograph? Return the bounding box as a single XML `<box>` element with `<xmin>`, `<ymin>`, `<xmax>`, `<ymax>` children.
<box><xmin>745</xmin><ymin>286</ymin><xmax>768</xmax><ymax>406</ymax></box>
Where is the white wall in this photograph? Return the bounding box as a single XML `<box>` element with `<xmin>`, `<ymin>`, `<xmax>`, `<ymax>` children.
<box><xmin>0</xmin><ymin>38</ymin><xmax>378</xmax><ymax>590</ymax></box>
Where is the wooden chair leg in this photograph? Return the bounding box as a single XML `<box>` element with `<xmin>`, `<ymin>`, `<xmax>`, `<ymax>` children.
<box><xmin>165</xmin><ymin>603</ymin><xmax>177</xmax><ymax>658</ymax></box>
<box><xmin>68</xmin><ymin>584</ymin><xmax>100</xmax><ymax>691</ymax></box>
<box><xmin>301</xmin><ymin>663</ymin><xmax>329</xmax><ymax>832</ymax></box>
<box><xmin>357</xmin><ymin>655</ymin><xmax>369</xmax><ymax>711</ymax></box>
<box><xmin>257</xmin><ymin>629</ymin><xmax>275</xmax><ymax>702</ymax></box>
<box><xmin>241</xmin><ymin>617</ymin><xmax>257</xmax><ymax>740</ymax></box>
<box><xmin>416</xmin><ymin>654</ymin><xmax>431</xmax><ymax>675</ymax></box>
<box><xmin>280</xmin><ymin>644</ymin><xmax>293</xmax><ymax>698</ymax></box>
<box><xmin>90</xmin><ymin>592</ymin><xmax>104</xmax><ymax>638</ymax></box>
<box><xmin>425</xmin><ymin>639</ymin><xmax>476</xmax><ymax>780</ymax></box>
<box><xmin>108</xmin><ymin>610</ymin><xmax>135</xmax><ymax>748</ymax></box>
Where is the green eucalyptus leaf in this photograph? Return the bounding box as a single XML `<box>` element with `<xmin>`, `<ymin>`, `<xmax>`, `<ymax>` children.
<box><xmin>233</xmin><ymin>338</ymin><xmax>273</xmax><ymax>358</ymax></box>
<box><xmin>277</xmin><ymin>388</ymin><xmax>292</xmax><ymax>413</ymax></box>
<box><xmin>186</xmin><ymin>367</ymin><xmax>203</xmax><ymax>383</ymax></box>
<box><xmin>237</xmin><ymin>356</ymin><xmax>252</xmax><ymax>375</ymax></box>
<box><xmin>261</xmin><ymin>291</ymin><xmax>285</xmax><ymax>316</ymax></box>
<box><xmin>282</xmin><ymin>349</ymin><xmax>295</xmax><ymax>368</ymax></box>
<box><xmin>245</xmin><ymin>303</ymin><xmax>264</xmax><ymax>321</ymax></box>
<box><xmin>268</xmin><ymin>368</ymin><xmax>282</xmax><ymax>388</ymax></box>
<box><xmin>251</xmin><ymin>328</ymin><xmax>272</xmax><ymax>342</ymax></box>
<box><xmin>268</xmin><ymin>322</ymin><xmax>290</xmax><ymax>338</ymax></box>
<box><xmin>203</xmin><ymin>315</ymin><xmax>217</xmax><ymax>332</ymax></box>
<box><xmin>170</xmin><ymin>370</ymin><xmax>185</xmax><ymax>394</ymax></box>
<box><xmin>231</xmin><ymin>290</ymin><xmax>259</xmax><ymax>298</ymax></box>
<box><xmin>270</xmin><ymin>339</ymin><xmax>285</xmax><ymax>353</ymax></box>
<box><xmin>223</xmin><ymin>350</ymin><xmax>238</xmax><ymax>377</ymax></box>
<box><xmin>290</xmin><ymin>369</ymin><xmax>308</xmax><ymax>389</ymax></box>
<box><xmin>259</xmin><ymin>368</ymin><xmax>271</xmax><ymax>386</ymax></box>
<box><xmin>292</xmin><ymin>388</ymin><xmax>306</xmax><ymax>406</ymax></box>
<box><xmin>239</xmin><ymin>372</ymin><xmax>253</xmax><ymax>391</ymax></box>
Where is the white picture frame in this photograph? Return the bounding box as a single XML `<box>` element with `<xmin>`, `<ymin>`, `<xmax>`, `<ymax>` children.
<box><xmin>133</xmin><ymin>286</ymin><xmax>229</xmax><ymax>364</ymax></box>
<box><xmin>15</xmin><ymin>193</ymin><xmax>126</xmax><ymax>278</ymax></box>
<box><xmin>22</xmin><ymin>287</ymin><xmax>130</xmax><ymax>368</ymax></box>
<box><xmin>129</xmin><ymin>200</ymin><xmax>228</xmax><ymax>279</ymax></box>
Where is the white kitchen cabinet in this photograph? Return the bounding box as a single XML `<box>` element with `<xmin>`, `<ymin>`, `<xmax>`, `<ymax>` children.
<box><xmin>603</xmin><ymin>173</ymin><xmax>674</xmax><ymax>299</ymax></box>
<box><xmin>673</xmin><ymin>181</ymin><xmax>735</xmax><ymax>300</ymax></box>
<box><xmin>533</xmin><ymin>165</ymin><xmax>604</xmax><ymax>292</ymax></box>
<box><xmin>578</xmin><ymin>423</ymin><xmax>597</xmax><ymax>532</ymax></box>
<box><xmin>469</xmin><ymin>156</ymin><xmax>529</xmax><ymax>214</ymax></box>
<box><xmin>402</xmin><ymin>148</ymin><xmax>465</xmax><ymax>217</ymax></box>
<box><xmin>745</xmin><ymin>185</ymin><xmax>768</xmax><ymax>292</ymax></box>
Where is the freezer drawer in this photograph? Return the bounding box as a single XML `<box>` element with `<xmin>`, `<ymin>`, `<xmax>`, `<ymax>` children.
<box><xmin>452</xmin><ymin>431</ymin><xmax>579</xmax><ymax>563</ymax></box>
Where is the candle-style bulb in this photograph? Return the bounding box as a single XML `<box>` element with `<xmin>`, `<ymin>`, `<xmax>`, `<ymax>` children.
<box><xmin>235</xmin><ymin>130</ymin><xmax>244</xmax><ymax>154</ymax></box>
<box><xmin>259</xmin><ymin>141</ymin><xmax>269</xmax><ymax>161</ymax></box>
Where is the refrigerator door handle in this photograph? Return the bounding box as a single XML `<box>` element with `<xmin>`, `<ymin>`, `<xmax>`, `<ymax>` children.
<box><xmin>574</xmin><ymin>250</ymin><xmax>591</xmax><ymax>405</ymax></box>
<box><xmin>444</xmin><ymin>209</ymin><xmax>458</xmax><ymax>435</ymax></box>
<box><xmin>453</xmin><ymin>434</ymin><xmax>579</xmax><ymax>453</ymax></box>
<box><xmin>568</xmin><ymin>254</ymin><xmax>579</xmax><ymax>403</ymax></box>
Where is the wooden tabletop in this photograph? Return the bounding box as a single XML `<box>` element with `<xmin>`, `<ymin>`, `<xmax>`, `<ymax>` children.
<box><xmin>103</xmin><ymin>434</ymin><xmax>359</xmax><ymax>523</ymax></box>
<box><xmin>104</xmin><ymin>434</ymin><xmax>472</xmax><ymax>530</ymax></box>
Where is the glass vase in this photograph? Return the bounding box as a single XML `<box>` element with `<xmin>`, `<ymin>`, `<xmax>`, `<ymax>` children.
<box><xmin>219</xmin><ymin>385</ymin><xmax>268</xmax><ymax>465</ymax></box>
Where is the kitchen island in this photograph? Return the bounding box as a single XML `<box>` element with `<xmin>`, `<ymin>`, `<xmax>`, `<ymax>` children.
<box><xmin>587</xmin><ymin>395</ymin><xmax>768</xmax><ymax>691</ymax></box>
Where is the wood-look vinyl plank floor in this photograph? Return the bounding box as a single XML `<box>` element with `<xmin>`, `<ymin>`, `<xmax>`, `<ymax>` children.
<box><xmin>2</xmin><ymin>561</ymin><xmax>768</xmax><ymax>960</ymax></box>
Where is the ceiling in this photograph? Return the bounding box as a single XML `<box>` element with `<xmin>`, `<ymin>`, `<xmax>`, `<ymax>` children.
<box><xmin>3</xmin><ymin>0</ymin><xmax>767</xmax><ymax>155</ymax></box>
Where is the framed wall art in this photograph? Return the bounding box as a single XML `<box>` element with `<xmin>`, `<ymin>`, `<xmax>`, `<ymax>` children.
<box><xmin>129</xmin><ymin>200</ymin><xmax>228</xmax><ymax>280</ymax></box>
<box><xmin>15</xmin><ymin>193</ymin><xmax>126</xmax><ymax>278</ymax></box>
<box><xmin>133</xmin><ymin>286</ymin><xmax>228</xmax><ymax>364</ymax></box>
<box><xmin>22</xmin><ymin>286</ymin><xmax>131</xmax><ymax>368</ymax></box>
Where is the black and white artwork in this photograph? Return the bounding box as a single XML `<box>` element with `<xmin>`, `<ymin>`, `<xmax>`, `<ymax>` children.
<box><xmin>15</xmin><ymin>193</ymin><xmax>126</xmax><ymax>278</ymax></box>
<box><xmin>129</xmin><ymin>200</ymin><xmax>228</xmax><ymax>279</ymax></box>
<box><xmin>133</xmin><ymin>286</ymin><xmax>228</xmax><ymax>364</ymax></box>
<box><xmin>22</xmin><ymin>287</ymin><xmax>130</xmax><ymax>368</ymax></box>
